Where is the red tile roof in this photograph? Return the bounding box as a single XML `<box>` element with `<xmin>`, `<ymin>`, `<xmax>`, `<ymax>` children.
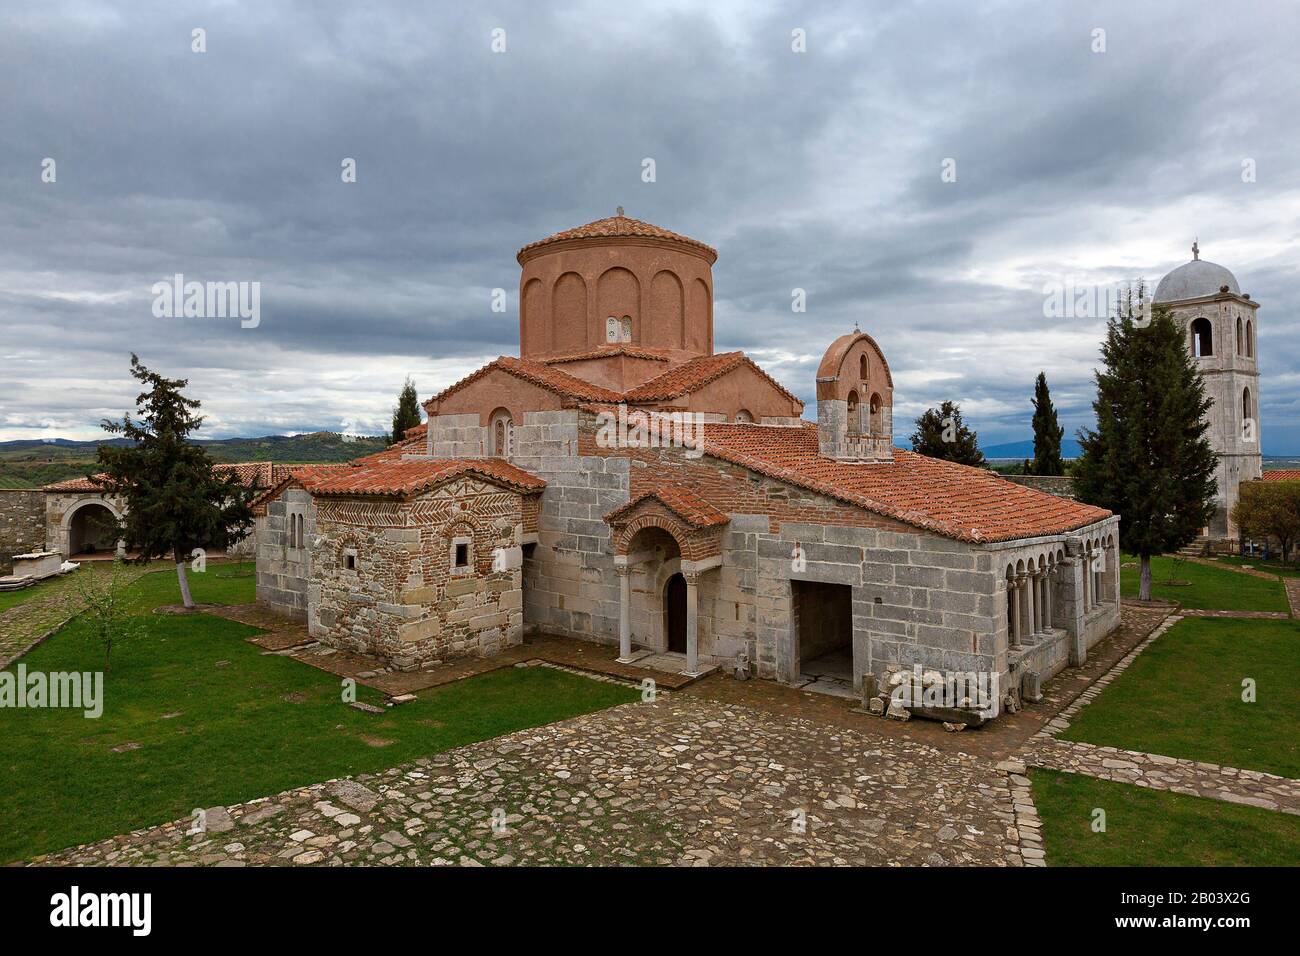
<box><xmin>426</xmin><ymin>356</ymin><xmax>624</xmax><ymax>409</ymax></box>
<box><xmin>301</xmin><ymin>457</ymin><xmax>546</xmax><ymax>499</ymax></box>
<box><xmin>44</xmin><ymin>462</ymin><xmax>291</xmax><ymax>493</ymax></box>
<box><xmin>698</xmin><ymin>422</ymin><xmax>1111</xmax><ymax>543</ymax></box>
<box><xmin>517</xmin><ymin>215</ymin><xmax>717</xmax><ymax>264</ymax></box>
<box><xmin>605</xmin><ymin>485</ymin><xmax>730</xmax><ymax>529</ymax></box>
<box><xmin>542</xmin><ymin>345</ymin><xmax>674</xmax><ymax>365</ymax></box>
<box><xmin>1262</xmin><ymin>470</ymin><xmax>1300</xmax><ymax>481</ymax></box>
<box><xmin>623</xmin><ymin>351</ymin><xmax>802</xmax><ymax>406</ymax></box>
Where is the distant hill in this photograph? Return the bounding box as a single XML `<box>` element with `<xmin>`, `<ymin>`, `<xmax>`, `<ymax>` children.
<box><xmin>982</xmin><ymin>438</ymin><xmax>1084</xmax><ymax>460</ymax></box>
<box><xmin>0</xmin><ymin>431</ymin><xmax>391</xmax><ymax>488</ymax></box>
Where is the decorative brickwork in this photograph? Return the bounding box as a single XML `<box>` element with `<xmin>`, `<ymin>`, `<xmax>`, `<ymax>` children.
<box><xmin>307</xmin><ymin>477</ymin><xmax>529</xmax><ymax>670</ymax></box>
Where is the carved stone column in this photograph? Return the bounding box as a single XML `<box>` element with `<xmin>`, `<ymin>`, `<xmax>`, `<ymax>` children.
<box><xmin>683</xmin><ymin>570</ymin><xmax>700</xmax><ymax>676</ymax></box>
<box><xmin>615</xmin><ymin>564</ymin><xmax>633</xmax><ymax>663</ymax></box>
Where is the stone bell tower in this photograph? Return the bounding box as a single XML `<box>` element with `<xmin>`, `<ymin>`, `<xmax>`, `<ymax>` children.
<box><xmin>815</xmin><ymin>329</ymin><xmax>894</xmax><ymax>462</ymax></box>
<box><xmin>1153</xmin><ymin>242</ymin><xmax>1262</xmax><ymax>539</ymax></box>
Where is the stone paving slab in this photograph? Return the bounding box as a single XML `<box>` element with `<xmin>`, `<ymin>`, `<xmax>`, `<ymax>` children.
<box><xmin>1029</xmin><ymin>737</ymin><xmax>1300</xmax><ymax>815</ymax></box>
<box><xmin>28</xmin><ymin>694</ymin><xmax>1027</xmax><ymax>867</ymax></box>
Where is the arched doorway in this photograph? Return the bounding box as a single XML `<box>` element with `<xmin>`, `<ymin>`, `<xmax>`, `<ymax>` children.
<box><xmin>664</xmin><ymin>573</ymin><xmax>687</xmax><ymax>653</ymax></box>
<box><xmin>69</xmin><ymin>502</ymin><xmax>119</xmax><ymax>555</ymax></box>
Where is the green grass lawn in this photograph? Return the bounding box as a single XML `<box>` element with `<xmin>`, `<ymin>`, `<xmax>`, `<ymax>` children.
<box><xmin>1212</xmin><ymin>554</ymin><xmax>1300</xmax><ymax>578</ymax></box>
<box><xmin>1120</xmin><ymin>552</ymin><xmax>1290</xmax><ymax>612</ymax></box>
<box><xmin>1030</xmin><ymin>768</ymin><xmax>1300</xmax><ymax>866</ymax></box>
<box><xmin>1062</xmin><ymin>616</ymin><xmax>1300</xmax><ymax>777</ymax></box>
<box><xmin>0</xmin><ymin>564</ymin><xmax>638</xmax><ymax>864</ymax></box>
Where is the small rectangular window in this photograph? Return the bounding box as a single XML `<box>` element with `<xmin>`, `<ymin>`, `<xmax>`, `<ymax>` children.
<box><xmin>344</xmin><ymin>552</ymin><xmax>356</xmax><ymax>571</ymax></box>
<box><xmin>454</xmin><ymin>543</ymin><xmax>469</xmax><ymax>568</ymax></box>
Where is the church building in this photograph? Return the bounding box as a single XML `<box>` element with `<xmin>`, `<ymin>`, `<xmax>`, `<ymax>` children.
<box><xmin>253</xmin><ymin>213</ymin><xmax>1122</xmax><ymax>719</ymax></box>
<box><xmin>1152</xmin><ymin>243</ymin><xmax>1263</xmax><ymax>541</ymax></box>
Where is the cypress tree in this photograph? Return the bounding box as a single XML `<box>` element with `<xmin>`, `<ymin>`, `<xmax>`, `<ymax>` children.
<box><xmin>1074</xmin><ymin>288</ymin><xmax>1218</xmax><ymax>599</ymax></box>
<box><xmin>1029</xmin><ymin>371</ymin><xmax>1065</xmax><ymax>476</ymax></box>
<box><xmin>97</xmin><ymin>355</ymin><xmax>256</xmax><ymax>608</ymax></box>
<box><xmin>391</xmin><ymin>377</ymin><xmax>421</xmax><ymax>444</ymax></box>
<box><xmin>910</xmin><ymin>400</ymin><xmax>986</xmax><ymax>467</ymax></box>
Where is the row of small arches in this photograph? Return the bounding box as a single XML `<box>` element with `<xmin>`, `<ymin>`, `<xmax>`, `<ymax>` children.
<box><xmin>846</xmin><ymin>391</ymin><xmax>885</xmax><ymax>434</ymax></box>
<box><xmin>1189</xmin><ymin>316</ymin><xmax>1255</xmax><ymax>359</ymax></box>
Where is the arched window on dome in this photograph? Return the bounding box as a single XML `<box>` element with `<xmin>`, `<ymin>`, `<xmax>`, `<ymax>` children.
<box><xmin>1190</xmin><ymin>317</ymin><xmax>1213</xmax><ymax>357</ymax></box>
<box><xmin>620</xmin><ymin>316</ymin><xmax>632</xmax><ymax>343</ymax></box>
<box><xmin>1246</xmin><ymin>320</ymin><xmax>1254</xmax><ymax>358</ymax></box>
<box><xmin>859</xmin><ymin>354</ymin><xmax>868</xmax><ymax>382</ymax></box>
<box><xmin>1237</xmin><ymin>317</ymin><xmax>1243</xmax><ymax>355</ymax></box>
<box><xmin>606</xmin><ymin>316</ymin><xmax>619</xmax><ymax>344</ymax></box>
<box><xmin>846</xmin><ymin>390</ymin><xmax>860</xmax><ymax>434</ymax></box>
<box><xmin>869</xmin><ymin>393</ymin><xmax>883</xmax><ymax>435</ymax></box>
<box><xmin>489</xmin><ymin>408</ymin><xmax>514</xmax><ymax>457</ymax></box>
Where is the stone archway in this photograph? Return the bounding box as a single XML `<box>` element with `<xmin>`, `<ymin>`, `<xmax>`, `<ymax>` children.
<box><xmin>61</xmin><ymin>499</ymin><xmax>124</xmax><ymax>557</ymax></box>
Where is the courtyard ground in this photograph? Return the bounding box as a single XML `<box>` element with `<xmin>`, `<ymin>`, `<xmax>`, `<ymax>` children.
<box><xmin>1059</xmin><ymin>616</ymin><xmax>1299</xmax><ymax>778</ymax></box>
<box><xmin>0</xmin><ymin>563</ymin><xmax>635</xmax><ymax>864</ymax></box>
<box><xmin>1030</xmin><ymin>768</ymin><xmax>1300</xmax><ymax>867</ymax></box>
<box><xmin>1120</xmin><ymin>552</ymin><xmax>1290</xmax><ymax>613</ymax></box>
<box><xmin>7</xmin><ymin>553</ymin><xmax>1299</xmax><ymax>867</ymax></box>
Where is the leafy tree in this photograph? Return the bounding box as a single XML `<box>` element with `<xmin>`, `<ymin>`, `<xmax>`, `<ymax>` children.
<box><xmin>1074</xmin><ymin>289</ymin><xmax>1218</xmax><ymax>599</ymax></box>
<box><xmin>73</xmin><ymin>560</ymin><xmax>145</xmax><ymax>672</ymax></box>
<box><xmin>391</xmin><ymin>377</ymin><xmax>421</xmax><ymax>444</ymax></box>
<box><xmin>910</xmin><ymin>400</ymin><xmax>986</xmax><ymax>467</ymax></box>
<box><xmin>1232</xmin><ymin>480</ymin><xmax>1300</xmax><ymax>566</ymax></box>
<box><xmin>1028</xmin><ymin>371</ymin><xmax>1065</xmax><ymax>476</ymax></box>
<box><xmin>96</xmin><ymin>355</ymin><xmax>256</xmax><ymax>608</ymax></box>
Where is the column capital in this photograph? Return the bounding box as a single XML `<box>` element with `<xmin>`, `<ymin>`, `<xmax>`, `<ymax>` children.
<box><xmin>614</xmin><ymin>564</ymin><xmax>632</xmax><ymax>577</ymax></box>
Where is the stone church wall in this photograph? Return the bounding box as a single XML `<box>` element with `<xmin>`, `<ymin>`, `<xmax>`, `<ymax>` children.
<box><xmin>0</xmin><ymin>489</ymin><xmax>47</xmax><ymax>575</ymax></box>
<box><xmin>308</xmin><ymin>481</ymin><xmax>526</xmax><ymax>670</ymax></box>
<box><xmin>513</xmin><ymin>411</ymin><xmax>629</xmax><ymax>645</ymax></box>
<box><xmin>255</xmin><ymin>488</ymin><xmax>315</xmax><ymax>619</ymax></box>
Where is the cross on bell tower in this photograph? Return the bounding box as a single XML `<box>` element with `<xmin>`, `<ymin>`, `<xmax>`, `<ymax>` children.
<box><xmin>1192</xmin><ymin>239</ymin><xmax>1199</xmax><ymax>260</ymax></box>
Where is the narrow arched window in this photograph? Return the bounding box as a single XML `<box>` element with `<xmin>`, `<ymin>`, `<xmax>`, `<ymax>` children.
<box><xmin>859</xmin><ymin>354</ymin><xmax>868</xmax><ymax>381</ymax></box>
<box><xmin>1243</xmin><ymin>387</ymin><xmax>1252</xmax><ymax>421</ymax></box>
<box><xmin>1246</xmin><ymin>320</ymin><xmax>1254</xmax><ymax>358</ymax></box>
<box><xmin>846</xmin><ymin>390</ymin><xmax>859</xmax><ymax>433</ymax></box>
<box><xmin>1190</xmin><ymin>317</ymin><xmax>1213</xmax><ymax>357</ymax></box>
<box><xmin>489</xmin><ymin>408</ymin><xmax>514</xmax><ymax>457</ymax></box>
<box><xmin>620</xmin><ymin>316</ymin><xmax>632</xmax><ymax>343</ymax></box>
<box><xmin>1237</xmin><ymin>317</ymin><xmax>1243</xmax><ymax>355</ymax></box>
<box><xmin>606</xmin><ymin>316</ymin><xmax>619</xmax><ymax>343</ymax></box>
<box><xmin>869</xmin><ymin>393</ymin><xmax>883</xmax><ymax>434</ymax></box>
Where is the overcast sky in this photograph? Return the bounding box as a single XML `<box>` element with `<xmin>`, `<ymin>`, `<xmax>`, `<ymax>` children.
<box><xmin>3</xmin><ymin>0</ymin><xmax>1298</xmax><ymax>453</ymax></box>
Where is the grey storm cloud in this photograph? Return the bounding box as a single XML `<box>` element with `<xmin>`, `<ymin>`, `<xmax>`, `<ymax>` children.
<box><xmin>1</xmin><ymin>0</ymin><xmax>1298</xmax><ymax>450</ymax></box>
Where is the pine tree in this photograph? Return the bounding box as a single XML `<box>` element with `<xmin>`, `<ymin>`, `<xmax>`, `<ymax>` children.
<box><xmin>910</xmin><ymin>400</ymin><xmax>986</xmax><ymax>467</ymax></box>
<box><xmin>96</xmin><ymin>355</ymin><xmax>257</xmax><ymax>608</ymax></box>
<box><xmin>1073</xmin><ymin>289</ymin><xmax>1218</xmax><ymax>600</ymax></box>
<box><xmin>1029</xmin><ymin>371</ymin><xmax>1065</xmax><ymax>476</ymax></box>
<box><xmin>391</xmin><ymin>377</ymin><xmax>421</xmax><ymax>444</ymax></box>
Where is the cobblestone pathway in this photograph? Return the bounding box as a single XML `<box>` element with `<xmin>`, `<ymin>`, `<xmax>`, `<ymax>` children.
<box><xmin>1030</xmin><ymin>737</ymin><xmax>1300</xmax><ymax>814</ymax></box>
<box><xmin>1286</xmin><ymin>578</ymin><xmax>1300</xmax><ymax>618</ymax></box>
<box><xmin>30</xmin><ymin>692</ymin><xmax>1027</xmax><ymax>867</ymax></box>
<box><xmin>0</xmin><ymin>563</ymin><xmax>152</xmax><ymax>668</ymax></box>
